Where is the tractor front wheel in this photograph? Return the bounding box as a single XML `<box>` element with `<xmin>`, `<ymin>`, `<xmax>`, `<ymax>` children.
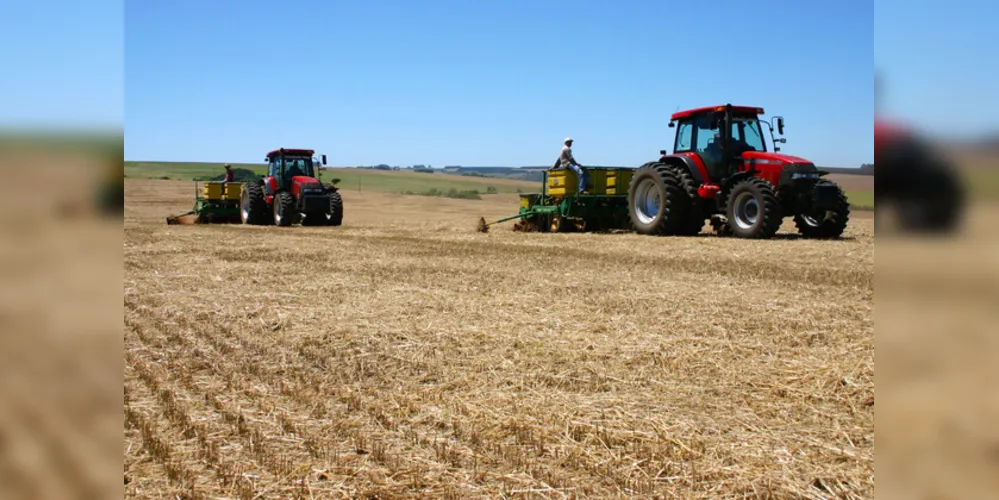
<box><xmin>726</xmin><ymin>178</ymin><xmax>782</xmax><ymax>239</ymax></box>
<box><xmin>272</xmin><ymin>191</ymin><xmax>296</xmax><ymax>226</ymax></box>
<box><xmin>327</xmin><ymin>191</ymin><xmax>344</xmax><ymax>226</ymax></box>
<box><xmin>794</xmin><ymin>180</ymin><xmax>850</xmax><ymax>239</ymax></box>
<box><xmin>628</xmin><ymin>162</ymin><xmax>688</xmax><ymax>235</ymax></box>
<box><xmin>240</xmin><ymin>182</ymin><xmax>269</xmax><ymax>225</ymax></box>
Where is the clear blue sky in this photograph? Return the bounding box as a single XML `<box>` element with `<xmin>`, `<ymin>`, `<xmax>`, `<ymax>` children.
<box><xmin>124</xmin><ymin>0</ymin><xmax>874</xmax><ymax>167</ymax></box>
<box><xmin>9</xmin><ymin>1</ymin><xmax>995</xmax><ymax>166</ymax></box>
<box><xmin>876</xmin><ymin>0</ymin><xmax>999</xmax><ymax>138</ymax></box>
<box><xmin>0</xmin><ymin>0</ymin><xmax>123</xmax><ymax>130</ymax></box>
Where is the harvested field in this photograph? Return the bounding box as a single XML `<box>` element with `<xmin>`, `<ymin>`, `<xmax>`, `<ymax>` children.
<box><xmin>824</xmin><ymin>173</ymin><xmax>872</xmax><ymax>193</ymax></box>
<box><xmin>125</xmin><ymin>178</ymin><xmax>874</xmax><ymax>498</ymax></box>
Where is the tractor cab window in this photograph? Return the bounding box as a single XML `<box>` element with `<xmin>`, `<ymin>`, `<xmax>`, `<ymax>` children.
<box><xmin>282</xmin><ymin>157</ymin><xmax>314</xmax><ymax>178</ymax></box>
<box><xmin>693</xmin><ymin>113</ymin><xmax>731</xmax><ymax>179</ymax></box>
<box><xmin>731</xmin><ymin>117</ymin><xmax>766</xmax><ymax>153</ymax></box>
<box><xmin>267</xmin><ymin>156</ymin><xmax>315</xmax><ymax>179</ymax></box>
<box><xmin>694</xmin><ymin>114</ymin><xmax>723</xmax><ymax>158</ymax></box>
<box><xmin>674</xmin><ymin>120</ymin><xmax>694</xmax><ymax>152</ymax></box>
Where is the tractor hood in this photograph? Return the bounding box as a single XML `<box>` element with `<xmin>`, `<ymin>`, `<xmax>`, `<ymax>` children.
<box><xmin>291</xmin><ymin>175</ymin><xmax>322</xmax><ymax>186</ymax></box>
<box><xmin>741</xmin><ymin>151</ymin><xmax>813</xmax><ymax>166</ymax></box>
<box><xmin>291</xmin><ymin>176</ymin><xmax>325</xmax><ymax>196</ymax></box>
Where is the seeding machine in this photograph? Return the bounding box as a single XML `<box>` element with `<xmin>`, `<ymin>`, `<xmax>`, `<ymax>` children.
<box><xmin>481</xmin><ymin>103</ymin><xmax>852</xmax><ymax>239</ymax></box>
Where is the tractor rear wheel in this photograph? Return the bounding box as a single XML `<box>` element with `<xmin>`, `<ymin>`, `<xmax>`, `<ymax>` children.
<box><xmin>726</xmin><ymin>178</ymin><xmax>782</xmax><ymax>239</ymax></box>
<box><xmin>326</xmin><ymin>191</ymin><xmax>344</xmax><ymax>226</ymax></box>
<box><xmin>670</xmin><ymin>166</ymin><xmax>706</xmax><ymax>235</ymax></box>
<box><xmin>240</xmin><ymin>181</ymin><xmax>269</xmax><ymax>225</ymax></box>
<box><xmin>272</xmin><ymin>191</ymin><xmax>296</xmax><ymax>226</ymax></box>
<box><xmin>628</xmin><ymin>162</ymin><xmax>688</xmax><ymax>235</ymax></box>
<box><xmin>794</xmin><ymin>180</ymin><xmax>850</xmax><ymax>238</ymax></box>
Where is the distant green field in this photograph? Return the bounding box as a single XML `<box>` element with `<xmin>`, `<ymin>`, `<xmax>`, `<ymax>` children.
<box><xmin>124</xmin><ymin>161</ymin><xmax>538</xmax><ymax>195</ymax></box>
<box><xmin>964</xmin><ymin>168</ymin><xmax>999</xmax><ymax>200</ymax></box>
<box><xmin>125</xmin><ymin>161</ymin><xmax>266</xmax><ymax>180</ymax></box>
<box><xmin>126</xmin><ymin>160</ymin><xmax>882</xmax><ymax>209</ymax></box>
<box><xmin>320</xmin><ymin>168</ymin><xmax>537</xmax><ymax>195</ymax></box>
<box><xmin>845</xmin><ymin>190</ymin><xmax>874</xmax><ymax>210</ymax></box>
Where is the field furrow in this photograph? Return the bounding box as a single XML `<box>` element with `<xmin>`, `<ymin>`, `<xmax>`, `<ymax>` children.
<box><xmin>125</xmin><ymin>179</ymin><xmax>874</xmax><ymax>498</ymax></box>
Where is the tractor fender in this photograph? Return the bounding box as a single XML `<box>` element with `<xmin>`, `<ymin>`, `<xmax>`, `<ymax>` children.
<box><xmin>262</xmin><ymin>177</ymin><xmax>278</xmax><ymax>197</ymax></box>
<box><xmin>659</xmin><ymin>154</ymin><xmax>707</xmax><ymax>185</ymax></box>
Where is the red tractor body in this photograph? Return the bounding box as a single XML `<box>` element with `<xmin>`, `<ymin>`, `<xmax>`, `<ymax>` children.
<box><xmin>240</xmin><ymin>148</ymin><xmax>344</xmax><ymax>227</ymax></box>
<box><xmin>628</xmin><ymin>104</ymin><xmax>851</xmax><ymax>239</ymax></box>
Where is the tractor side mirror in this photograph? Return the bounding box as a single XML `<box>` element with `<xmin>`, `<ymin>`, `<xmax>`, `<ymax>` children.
<box><xmin>321</xmin><ymin>154</ymin><xmax>327</xmax><ymax>165</ymax></box>
<box><xmin>776</xmin><ymin>117</ymin><xmax>785</xmax><ymax>135</ymax></box>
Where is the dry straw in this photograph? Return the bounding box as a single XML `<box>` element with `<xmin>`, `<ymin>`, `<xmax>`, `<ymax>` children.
<box><xmin>125</xmin><ymin>179</ymin><xmax>874</xmax><ymax>499</ymax></box>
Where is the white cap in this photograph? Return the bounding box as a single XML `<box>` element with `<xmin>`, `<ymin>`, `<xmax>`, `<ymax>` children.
<box><xmin>564</xmin><ymin>137</ymin><xmax>574</xmax><ymax>143</ymax></box>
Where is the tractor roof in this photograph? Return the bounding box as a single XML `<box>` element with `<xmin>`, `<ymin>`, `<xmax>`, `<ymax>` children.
<box><xmin>266</xmin><ymin>148</ymin><xmax>315</xmax><ymax>158</ymax></box>
<box><xmin>670</xmin><ymin>105</ymin><xmax>764</xmax><ymax>121</ymax></box>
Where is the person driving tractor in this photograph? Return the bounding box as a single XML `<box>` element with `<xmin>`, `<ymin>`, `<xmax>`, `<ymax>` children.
<box><xmin>705</xmin><ymin>126</ymin><xmax>754</xmax><ymax>166</ymax></box>
<box><xmin>704</xmin><ymin>130</ymin><xmax>727</xmax><ymax>165</ymax></box>
<box><xmin>286</xmin><ymin>159</ymin><xmax>306</xmax><ymax>178</ymax></box>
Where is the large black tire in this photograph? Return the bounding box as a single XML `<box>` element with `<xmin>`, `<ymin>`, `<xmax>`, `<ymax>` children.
<box><xmin>896</xmin><ymin>164</ymin><xmax>963</xmax><ymax>233</ymax></box>
<box><xmin>726</xmin><ymin>178</ymin><xmax>782</xmax><ymax>239</ymax></box>
<box><xmin>240</xmin><ymin>181</ymin><xmax>269</xmax><ymax>225</ymax></box>
<box><xmin>628</xmin><ymin>162</ymin><xmax>688</xmax><ymax>235</ymax></box>
<box><xmin>272</xmin><ymin>191</ymin><xmax>296</xmax><ymax>226</ymax></box>
<box><xmin>327</xmin><ymin>191</ymin><xmax>344</xmax><ymax>226</ymax></box>
<box><xmin>670</xmin><ymin>165</ymin><xmax>706</xmax><ymax>236</ymax></box>
<box><xmin>794</xmin><ymin>180</ymin><xmax>850</xmax><ymax>239</ymax></box>
<box><xmin>878</xmin><ymin>132</ymin><xmax>965</xmax><ymax>233</ymax></box>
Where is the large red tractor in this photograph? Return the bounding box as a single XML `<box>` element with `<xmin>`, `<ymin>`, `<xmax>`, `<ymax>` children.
<box><xmin>628</xmin><ymin>104</ymin><xmax>850</xmax><ymax>239</ymax></box>
<box><xmin>874</xmin><ymin>120</ymin><xmax>964</xmax><ymax>232</ymax></box>
<box><xmin>240</xmin><ymin>148</ymin><xmax>344</xmax><ymax>227</ymax></box>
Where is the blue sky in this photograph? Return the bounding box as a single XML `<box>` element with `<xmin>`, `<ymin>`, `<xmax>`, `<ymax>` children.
<box><xmin>123</xmin><ymin>0</ymin><xmax>874</xmax><ymax>167</ymax></box>
<box><xmin>875</xmin><ymin>0</ymin><xmax>999</xmax><ymax>138</ymax></box>
<box><xmin>0</xmin><ymin>0</ymin><xmax>123</xmax><ymax>129</ymax></box>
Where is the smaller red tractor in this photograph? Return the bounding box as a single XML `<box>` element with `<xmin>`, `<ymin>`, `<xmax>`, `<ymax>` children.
<box><xmin>240</xmin><ymin>148</ymin><xmax>344</xmax><ymax>227</ymax></box>
<box><xmin>629</xmin><ymin>104</ymin><xmax>851</xmax><ymax>239</ymax></box>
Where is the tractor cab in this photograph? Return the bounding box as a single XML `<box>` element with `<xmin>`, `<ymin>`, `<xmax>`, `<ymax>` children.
<box><xmin>667</xmin><ymin>105</ymin><xmax>786</xmax><ymax>182</ymax></box>
<box><xmin>265</xmin><ymin>148</ymin><xmax>327</xmax><ymax>189</ymax></box>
